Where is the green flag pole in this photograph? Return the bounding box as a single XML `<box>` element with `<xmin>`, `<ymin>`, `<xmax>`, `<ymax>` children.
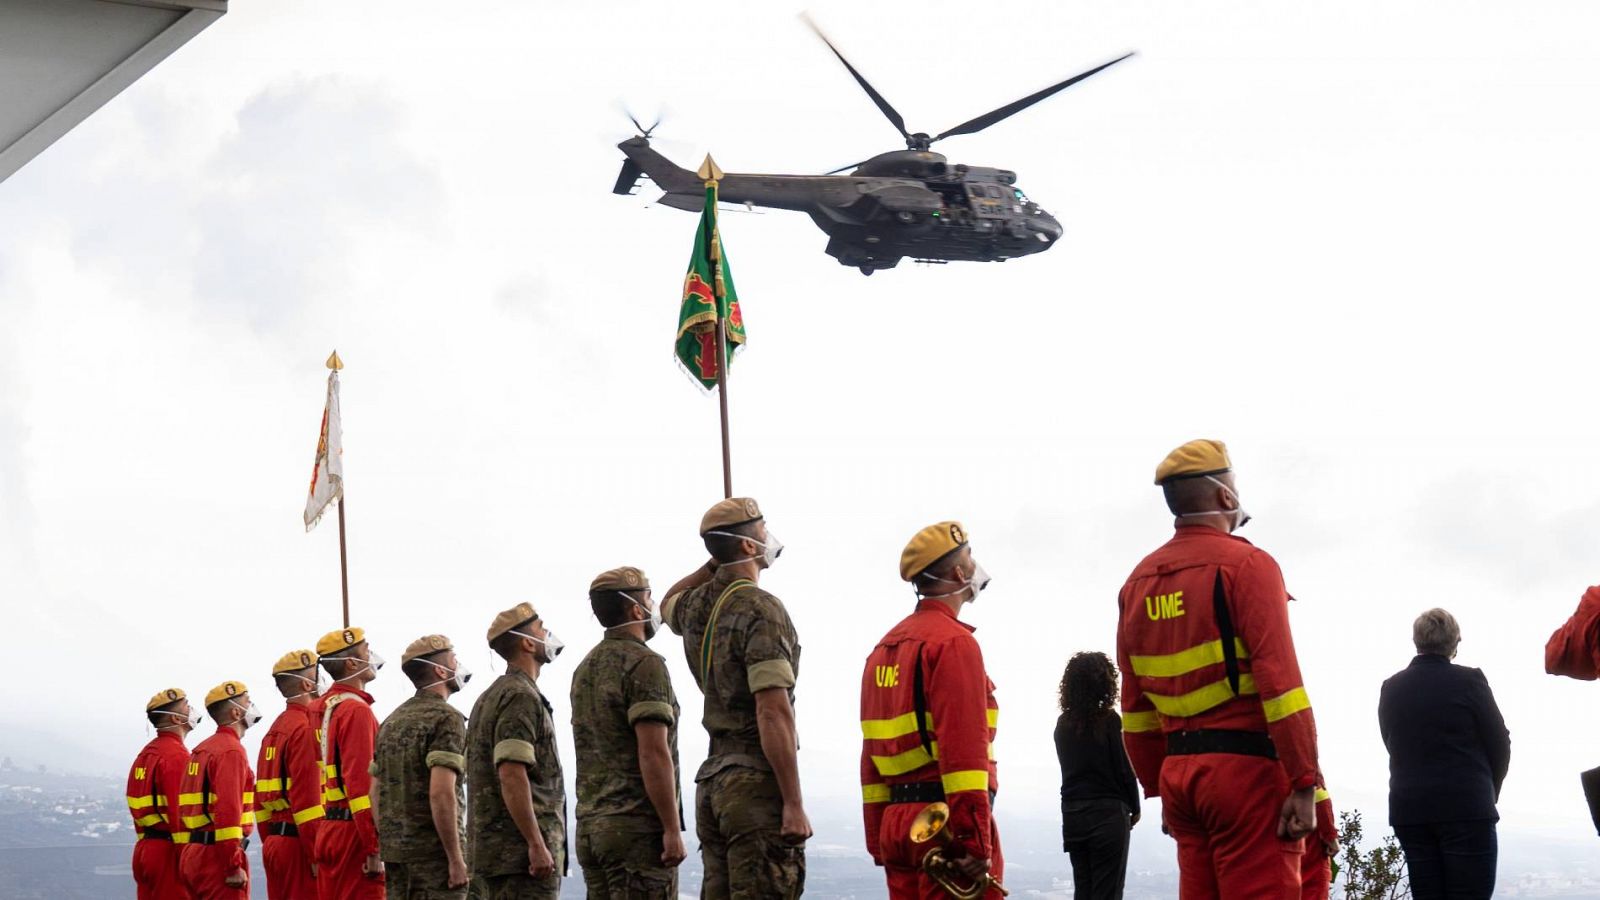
<box><xmin>699</xmin><ymin>154</ymin><xmax>733</xmax><ymax>499</ymax></box>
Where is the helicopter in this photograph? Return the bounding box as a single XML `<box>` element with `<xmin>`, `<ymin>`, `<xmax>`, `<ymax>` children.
<box><xmin>612</xmin><ymin>19</ymin><xmax>1133</xmax><ymax>275</ymax></box>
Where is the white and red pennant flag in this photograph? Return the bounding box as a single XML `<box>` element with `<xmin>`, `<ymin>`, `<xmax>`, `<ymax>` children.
<box><xmin>303</xmin><ymin>351</ymin><xmax>344</xmax><ymax>531</ymax></box>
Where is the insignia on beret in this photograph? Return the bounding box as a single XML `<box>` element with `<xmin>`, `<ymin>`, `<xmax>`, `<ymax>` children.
<box><xmin>744</xmin><ymin>499</ymin><xmax>758</xmax><ymax>516</ymax></box>
<box><xmin>300</xmin><ymin>652</ymin><xmax>312</xmax><ymax>668</ymax></box>
<box><xmin>343</xmin><ymin>629</ymin><xmax>356</xmax><ymax>646</ymax></box>
<box><xmin>224</xmin><ymin>682</ymin><xmax>237</xmax><ymax>696</ymax></box>
<box><xmin>949</xmin><ymin>523</ymin><xmax>966</xmax><ymax>544</ymax></box>
<box><xmin>625</xmin><ymin>570</ymin><xmax>640</xmax><ymax>586</ymax></box>
<box><xmin>166</xmin><ymin>689</ymin><xmax>179</xmax><ymax>702</ymax></box>
<box><xmin>429</xmin><ymin>635</ymin><xmax>446</xmax><ymax>650</ymax></box>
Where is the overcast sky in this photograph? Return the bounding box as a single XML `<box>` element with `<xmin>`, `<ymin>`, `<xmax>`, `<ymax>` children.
<box><xmin>3</xmin><ymin>0</ymin><xmax>1600</xmax><ymax>874</ymax></box>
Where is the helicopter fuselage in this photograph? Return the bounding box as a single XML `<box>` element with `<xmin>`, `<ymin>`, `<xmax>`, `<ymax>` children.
<box><xmin>615</xmin><ymin>138</ymin><xmax>1062</xmax><ymax>274</ymax></box>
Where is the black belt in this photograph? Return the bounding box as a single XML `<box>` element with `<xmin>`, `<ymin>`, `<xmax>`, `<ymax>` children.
<box><xmin>1166</xmin><ymin>729</ymin><xmax>1277</xmax><ymax>759</ymax></box>
<box><xmin>189</xmin><ymin>832</ymin><xmax>250</xmax><ymax>849</ymax></box>
<box><xmin>889</xmin><ymin>782</ymin><xmax>946</xmax><ymax>805</ymax></box>
<box><xmin>141</xmin><ymin>829</ymin><xmax>172</xmax><ymax>842</ymax></box>
<box><xmin>324</xmin><ymin>807</ymin><xmax>354</xmax><ymax>821</ymax></box>
<box><xmin>265</xmin><ymin>822</ymin><xmax>299</xmax><ymax>838</ymax></box>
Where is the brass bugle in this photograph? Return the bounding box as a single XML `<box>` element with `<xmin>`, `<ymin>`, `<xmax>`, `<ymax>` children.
<box><xmin>908</xmin><ymin>801</ymin><xmax>1008</xmax><ymax>898</ymax></box>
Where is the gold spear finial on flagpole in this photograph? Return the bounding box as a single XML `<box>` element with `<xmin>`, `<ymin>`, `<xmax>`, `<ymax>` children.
<box><xmin>326</xmin><ymin>350</ymin><xmax>344</xmax><ymax>371</ymax></box>
<box><xmin>697</xmin><ymin>154</ymin><xmax>724</xmax><ymax>184</ymax></box>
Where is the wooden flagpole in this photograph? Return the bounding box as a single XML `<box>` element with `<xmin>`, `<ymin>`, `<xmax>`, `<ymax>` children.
<box><xmin>337</xmin><ymin>496</ymin><xmax>350</xmax><ymax>628</ymax></box>
<box><xmin>326</xmin><ymin>350</ymin><xmax>351</xmax><ymax>628</ymax></box>
<box><xmin>699</xmin><ymin>154</ymin><xmax>733</xmax><ymax>499</ymax></box>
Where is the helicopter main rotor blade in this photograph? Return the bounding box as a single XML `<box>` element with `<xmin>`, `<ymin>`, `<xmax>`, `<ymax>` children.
<box><xmin>802</xmin><ymin>13</ymin><xmax>911</xmax><ymax>143</ymax></box>
<box><xmin>933</xmin><ymin>51</ymin><xmax>1135</xmax><ymax>143</ymax></box>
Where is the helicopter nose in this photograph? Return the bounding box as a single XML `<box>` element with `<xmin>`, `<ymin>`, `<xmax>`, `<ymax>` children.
<box><xmin>1032</xmin><ymin>211</ymin><xmax>1063</xmax><ymax>244</ymax></box>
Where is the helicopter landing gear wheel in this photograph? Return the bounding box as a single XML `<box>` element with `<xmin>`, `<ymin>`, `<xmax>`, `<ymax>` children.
<box><xmin>859</xmin><ymin>266</ymin><xmax>874</xmax><ymax>275</ymax></box>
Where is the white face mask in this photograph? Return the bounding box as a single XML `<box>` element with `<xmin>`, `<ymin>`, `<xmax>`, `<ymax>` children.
<box><xmin>1177</xmin><ymin>476</ymin><xmax>1251</xmax><ymax>531</ymax></box>
<box><xmin>325</xmin><ymin>651</ymin><xmax>384</xmax><ymax>682</ymax></box>
<box><xmin>282</xmin><ymin>670</ymin><xmax>328</xmax><ymax>702</ymax></box>
<box><xmin>706</xmin><ymin>530</ymin><xmax>784</xmax><ymax>568</ymax></box>
<box><xmin>605</xmin><ymin>595</ymin><xmax>662</xmax><ymax>640</ymax></box>
<box><xmin>421</xmin><ymin>662</ymin><xmax>472</xmax><ymax>694</ymax></box>
<box><xmin>155</xmin><ymin>708</ymin><xmax>200</xmax><ymax>730</ymax></box>
<box><xmin>229</xmin><ymin>699</ymin><xmax>263</xmax><ymax>729</ymax></box>
<box><xmin>917</xmin><ymin>561</ymin><xmax>992</xmax><ymax>603</ymax></box>
<box><xmin>510</xmin><ymin>629</ymin><xmax>564</xmax><ymax>662</ymax></box>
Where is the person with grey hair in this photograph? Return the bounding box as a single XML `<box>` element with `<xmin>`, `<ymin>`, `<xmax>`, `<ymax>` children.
<box><xmin>1378</xmin><ymin>608</ymin><xmax>1511</xmax><ymax>899</ymax></box>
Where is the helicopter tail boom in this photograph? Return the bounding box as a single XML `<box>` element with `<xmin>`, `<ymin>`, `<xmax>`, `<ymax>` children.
<box><xmin>615</xmin><ymin>136</ymin><xmax>700</xmax><ymax>196</ymax></box>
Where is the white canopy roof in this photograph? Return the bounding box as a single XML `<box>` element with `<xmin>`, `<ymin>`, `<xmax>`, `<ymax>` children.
<box><xmin>0</xmin><ymin>0</ymin><xmax>227</xmax><ymax>183</ymax></box>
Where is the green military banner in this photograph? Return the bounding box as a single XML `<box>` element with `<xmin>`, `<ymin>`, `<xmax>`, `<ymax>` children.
<box><xmin>674</xmin><ymin>182</ymin><xmax>746</xmax><ymax>390</ymax></box>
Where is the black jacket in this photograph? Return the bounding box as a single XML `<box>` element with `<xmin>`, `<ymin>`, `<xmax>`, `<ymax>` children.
<box><xmin>1055</xmin><ymin>711</ymin><xmax>1140</xmax><ymax>812</ymax></box>
<box><xmin>1378</xmin><ymin>654</ymin><xmax>1511</xmax><ymax>826</ymax></box>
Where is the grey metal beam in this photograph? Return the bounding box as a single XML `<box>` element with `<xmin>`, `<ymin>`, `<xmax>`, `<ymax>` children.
<box><xmin>0</xmin><ymin>1</ymin><xmax>226</xmax><ymax>184</ymax></box>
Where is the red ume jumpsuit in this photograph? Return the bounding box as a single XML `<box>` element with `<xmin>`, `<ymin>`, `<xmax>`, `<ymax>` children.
<box><xmin>1117</xmin><ymin>525</ymin><xmax>1320</xmax><ymax>899</ymax></box>
<box><xmin>127</xmin><ymin>729</ymin><xmax>194</xmax><ymax>899</ymax></box>
<box><xmin>1546</xmin><ymin>585</ymin><xmax>1600</xmax><ymax>679</ymax></box>
<box><xmin>315</xmin><ymin>683</ymin><xmax>385</xmax><ymax>900</ymax></box>
<box><xmin>861</xmin><ymin>599</ymin><xmax>1002</xmax><ymax>899</ymax></box>
<box><xmin>256</xmin><ymin>701</ymin><xmax>324</xmax><ymax>899</ymax></box>
<box><xmin>177</xmin><ymin>728</ymin><xmax>256</xmax><ymax>900</ymax></box>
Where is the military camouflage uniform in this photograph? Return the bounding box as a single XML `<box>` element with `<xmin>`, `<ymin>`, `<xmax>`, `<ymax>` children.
<box><xmin>467</xmin><ymin>669</ymin><xmax>566</xmax><ymax>900</ymax></box>
<box><xmin>570</xmin><ymin>634</ymin><xmax>682</xmax><ymax>899</ymax></box>
<box><xmin>664</xmin><ymin>566</ymin><xmax>805</xmax><ymax>900</ymax></box>
<box><xmin>373</xmin><ymin>690</ymin><xmax>469</xmax><ymax>899</ymax></box>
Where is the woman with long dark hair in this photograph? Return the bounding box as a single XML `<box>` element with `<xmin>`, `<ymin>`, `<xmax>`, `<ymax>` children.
<box><xmin>1055</xmin><ymin>651</ymin><xmax>1141</xmax><ymax>899</ymax></box>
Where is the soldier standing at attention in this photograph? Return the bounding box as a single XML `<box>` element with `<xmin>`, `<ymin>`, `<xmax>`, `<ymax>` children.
<box><xmin>177</xmin><ymin>681</ymin><xmax>262</xmax><ymax>900</ymax></box>
<box><xmin>859</xmin><ymin>521</ymin><xmax>1003</xmax><ymax>898</ymax></box>
<box><xmin>373</xmin><ymin>635</ymin><xmax>472</xmax><ymax>899</ymax></box>
<box><xmin>256</xmin><ymin>650</ymin><xmax>326</xmax><ymax>900</ymax></box>
<box><xmin>662</xmin><ymin>497</ymin><xmax>810</xmax><ymax>899</ymax></box>
<box><xmin>468</xmin><ymin>603</ymin><xmax>569</xmax><ymax>900</ymax></box>
<box><xmin>1116</xmin><ymin>440</ymin><xmax>1320</xmax><ymax>899</ymax></box>
<box><xmin>128</xmin><ymin>687</ymin><xmax>197</xmax><ymax>900</ymax></box>
<box><xmin>315</xmin><ymin>627</ymin><xmax>388</xmax><ymax>899</ymax></box>
<box><xmin>570</xmin><ymin>567</ymin><xmax>686</xmax><ymax>898</ymax></box>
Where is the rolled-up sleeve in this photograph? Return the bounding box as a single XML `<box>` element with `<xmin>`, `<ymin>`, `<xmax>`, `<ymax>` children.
<box><xmin>626</xmin><ymin>654</ymin><xmax>678</xmax><ymax>726</ymax></box>
<box><xmin>741</xmin><ymin>597</ymin><xmax>799</xmax><ymax>693</ymax></box>
<box><xmin>426</xmin><ymin>711</ymin><xmax>468</xmax><ymax>774</ymax></box>
<box><xmin>492</xmin><ymin>695</ymin><xmax>540</xmax><ymax>767</ymax></box>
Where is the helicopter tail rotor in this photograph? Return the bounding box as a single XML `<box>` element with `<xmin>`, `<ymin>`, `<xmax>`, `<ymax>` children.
<box><xmin>626</xmin><ymin>112</ymin><xmax>662</xmax><ymax>139</ymax></box>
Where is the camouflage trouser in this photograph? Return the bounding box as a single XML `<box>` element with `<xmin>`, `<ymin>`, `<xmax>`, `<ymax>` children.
<box><xmin>695</xmin><ymin>767</ymin><xmax>805</xmax><ymax>900</ymax></box>
<box><xmin>386</xmin><ymin>856</ymin><xmax>469</xmax><ymax>900</ymax></box>
<box><xmin>474</xmin><ymin>872</ymin><xmax>561</xmax><ymax>900</ymax></box>
<box><xmin>575</xmin><ymin>826</ymin><xmax>677</xmax><ymax>899</ymax></box>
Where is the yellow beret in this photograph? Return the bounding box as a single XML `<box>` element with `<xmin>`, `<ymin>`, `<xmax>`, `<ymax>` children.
<box><xmin>316</xmin><ymin>627</ymin><xmax>366</xmax><ymax>657</ymax></box>
<box><xmin>590</xmin><ymin>566</ymin><xmax>649</xmax><ymax>593</ymax></box>
<box><xmin>900</xmin><ymin>521</ymin><xmax>969</xmax><ymax>581</ymax></box>
<box><xmin>204</xmin><ymin>680</ymin><xmax>248</xmax><ymax>708</ymax></box>
<box><xmin>700</xmin><ymin>497</ymin><xmax>763</xmax><ymax>534</ymax></box>
<box><xmin>146</xmin><ymin>687</ymin><xmax>186</xmax><ymax>712</ymax></box>
<box><xmin>272</xmin><ymin>649</ymin><xmax>318</xmax><ymax>676</ymax></box>
<box><xmin>402</xmin><ymin>634</ymin><xmax>453</xmax><ymax>665</ymax></box>
<box><xmin>487</xmin><ymin>602</ymin><xmax>538</xmax><ymax>643</ymax></box>
<box><xmin>1154</xmin><ymin>439</ymin><xmax>1232</xmax><ymax>485</ymax></box>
